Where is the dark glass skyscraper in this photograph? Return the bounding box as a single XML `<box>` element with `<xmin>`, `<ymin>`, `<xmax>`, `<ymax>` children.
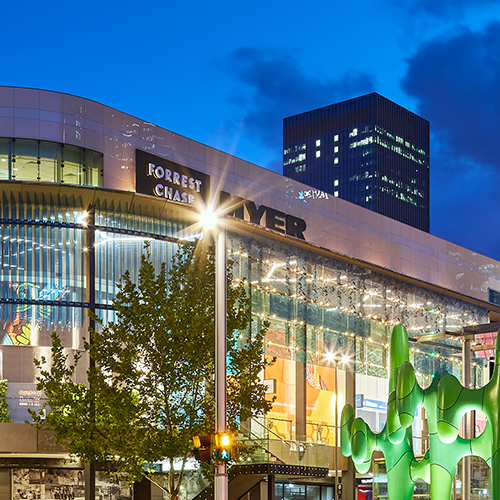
<box><xmin>283</xmin><ymin>93</ymin><xmax>430</xmax><ymax>232</ymax></box>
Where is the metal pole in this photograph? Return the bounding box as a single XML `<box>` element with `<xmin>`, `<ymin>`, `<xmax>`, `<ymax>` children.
<box><xmin>334</xmin><ymin>362</ymin><xmax>338</xmax><ymax>499</ymax></box>
<box><xmin>214</xmin><ymin>217</ymin><xmax>228</xmax><ymax>500</ymax></box>
<box><xmin>462</xmin><ymin>338</ymin><xmax>471</xmax><ymax>500</ymax></box>
<box><xmin>84</xmin><ymin>205</ymin><xmax>96</xmax><ymax>500</ymax></box>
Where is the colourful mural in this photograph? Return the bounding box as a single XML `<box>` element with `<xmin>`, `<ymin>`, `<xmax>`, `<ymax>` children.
<box><xmin>4</xmin><ymin>283</ymin><xmax>68</xmax><ymax>346</ymax></box>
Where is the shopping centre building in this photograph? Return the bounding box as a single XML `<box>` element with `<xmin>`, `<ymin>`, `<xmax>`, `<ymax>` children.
<box><xmin>0</xmin><ymin>87</ymin><xmax>498</xmax><ymax>500</ymax></box>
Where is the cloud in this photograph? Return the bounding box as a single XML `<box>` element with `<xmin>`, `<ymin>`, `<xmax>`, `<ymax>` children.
<box><xmin>386</xmin><ymin>0</ymin><xmax>500</xmax><ymax>20</ymax></box>
<box><xmin>430</xmin><ymin>153</ymin><xmax>500</xmax><ymax>258</ymax></box>
<box><xmin>227</xmin><ymin>47</ymin><xmax>376</xmax><ymax>163</ymax></box>
<box><xmin>403</xmin><ymin>22</ymin><xmax>500</xmax><ymax>169</ymax></box>
<box><xmin>403</xmin><ymin>22</ymin><xmax>500</xmax><ymax>258</ymax></box>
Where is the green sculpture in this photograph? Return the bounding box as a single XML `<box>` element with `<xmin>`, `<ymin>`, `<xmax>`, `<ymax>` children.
<box><xmin>341</xmin><ymin>325</ymin><xmax>419</xmax><ymax>500</ymax></box>
<box><xmin>341</xmin><ymin>324</ymin><xmax>495</xmax><ymax>500</ymax></box>
<box><xmin>437</xmin><ymin>338</ymin><xmax>500</xmax><ymax>498</ymax></box>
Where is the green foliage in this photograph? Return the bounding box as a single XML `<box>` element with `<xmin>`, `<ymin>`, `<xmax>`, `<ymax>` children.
<box><xmin>31</xmin><ymin>240</ymin><xmax>273</xmax><ymax>499</ymax></box>
<box><xmin>0</xmin><ymin>379</ymin><xmax>11</xmax><ymax>422</ymax></box>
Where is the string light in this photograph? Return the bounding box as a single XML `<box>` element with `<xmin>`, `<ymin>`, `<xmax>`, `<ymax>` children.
<box><xmin>229</xmin><ymin>251</ymin><xmax>488</xmax><ymax>377</ymax></box>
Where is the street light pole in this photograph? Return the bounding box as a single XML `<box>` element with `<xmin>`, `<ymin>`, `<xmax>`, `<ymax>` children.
<box><xmin>214</xmin><ymin>215</ymin><xmax>228</xmax><ymax>500</ymax></box>
<box><xmin>334</xmin><ymin>360</ymin><xmax>338</xmax><ymax>500</ymax></box>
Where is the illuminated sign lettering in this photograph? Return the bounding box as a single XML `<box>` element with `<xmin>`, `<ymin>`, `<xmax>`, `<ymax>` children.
<box><xmin>136</xmin><ymin>150</ymin><xmax>209</xmax><ymax>205</ymax></box>
<box><xmin>220</xmin><ymin>191</ymin><xmax>307</xmax><ymax>240</ymax></box>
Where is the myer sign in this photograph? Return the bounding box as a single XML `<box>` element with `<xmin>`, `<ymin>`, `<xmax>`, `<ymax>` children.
<box><xmin>220</xmin><ymin>191</ymin><xmax>306</xmax><ymax>240</ymax></box>
<box><xmin>136</xmin><ymin>149</ymin><xmax>209</xmax><ymax>205</ymax></box>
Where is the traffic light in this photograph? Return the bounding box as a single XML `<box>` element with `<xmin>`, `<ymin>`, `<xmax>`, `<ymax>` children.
<box><xmin>214</xmin><ymin>432</ymin><xmax>232</xmax><ymax>461</ymax></box>
<box><xmin>192</xmin><ymin>435</ymin><xmax>212</xmax><ymax>462</ymax></box>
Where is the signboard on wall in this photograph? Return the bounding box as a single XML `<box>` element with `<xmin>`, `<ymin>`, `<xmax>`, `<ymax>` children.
<box><xmin>136</xmin><ymin>149</ymin><xmax>210</xmax><ymax>206</ymax></box>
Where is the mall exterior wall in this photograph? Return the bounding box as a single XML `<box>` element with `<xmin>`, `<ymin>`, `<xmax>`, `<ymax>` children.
<box><xmin>0</xmin><ymin>87</ymin><xmax>499</xmax><ymax>301</ymax></box>
<box><xmin>0</xmin><ymin>87</ymin><xmax>497</xmax><ymax>499</ymax></box>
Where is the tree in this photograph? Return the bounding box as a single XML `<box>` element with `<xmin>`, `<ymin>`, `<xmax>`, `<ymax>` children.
<box><xmin>0</xmin><ymin>380</ymin><xmax>11</xmax><ymax>422</ymax></box>
<box><xmin>31</xmin><ymin>240</ymin><xmax>273</xmax><ymax>499</ymax></box>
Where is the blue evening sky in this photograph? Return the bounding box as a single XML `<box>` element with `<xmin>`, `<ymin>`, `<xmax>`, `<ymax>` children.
<box><xmin>3</xmin><ymin>0</ymin><xmax>500</xmax><ymax>258</ymax></box>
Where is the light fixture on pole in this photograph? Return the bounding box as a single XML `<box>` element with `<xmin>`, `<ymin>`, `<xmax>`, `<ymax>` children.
<box><xmin>325</xmin><ymin>350</ymin><xmax>351</xmax><ymax>500</ymax></box>
<box><xmin>200</xmin><ymin>209</ymin><xmax>228</xmax><ymax>500</ymax></box>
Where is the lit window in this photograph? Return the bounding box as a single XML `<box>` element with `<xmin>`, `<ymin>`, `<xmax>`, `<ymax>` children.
<box><xmin>366</xmin><ymin>185</ymin><xmax>369</xmax><ymax>190</ymax></box>
<box><xmin>334</xmin><ymin>191</ymin><xmax>339</xmax><ymax>197</ymax></box>
<box><xmin>334</xmin><ymin>179</ymin><xmax>339</xmax><ymax>187</ymax></box>
<box><xmin>334</xmin><ymin>146</ymin><xmax>339</xmax><ymax>153</ymax></box>
<box><xmin>316</xmin><ymin>150</ymin><xmax>321</xmax><ymax>158</ymax></box>
<box><xmin>334</xmin><ymin>157</ymin><xmax>339</xmax><ymax>164</ymax></box>
<box><xmin>334</xmin><ymin>134</ymin><xmax>339</xmax><ymax>142</ymax></box>
<box><xmin>365</xmin><ymin>196</ymin><xmax>369</xmax><ymax>202</ymax></box>
<box><xmin>316</xmin><ymin>139</ymin><xmax>321</xmax><ymax>147</ymax></box>
<box><xmin>349</xmin><ymin>128</ymin><xmax>358</xmax><ymax>138</ymax></box>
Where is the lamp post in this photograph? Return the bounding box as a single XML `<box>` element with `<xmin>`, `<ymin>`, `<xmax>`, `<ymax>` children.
<box><xmin>215</xmin><ymin>214</ymin><xmax>227</xmax><ymax>500</ymax></box>
<box><xmin>325</xmin><ymin>352</ymin><xmax>349</xmax><ymax>500</ymax></box>
<box><xmin>200</xmin><ymin>210</ymin><xmax>228</xmax><ymax>500</ymax></box>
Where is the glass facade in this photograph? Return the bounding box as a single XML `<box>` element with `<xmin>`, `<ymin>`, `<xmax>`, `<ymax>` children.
<box><xmin>284</xmin><ymin>93</ymin><xmax>430</xmax><ymax>232</ymax></box>
<box><xmin>0</xmin><ymin>183</ymin><xmax>487</xmax><ymax>430</ymax></box>
<box><xmin>0</xmin><ymin>138</ymin><xmax>103</xmax><ymax>186</ymax></box>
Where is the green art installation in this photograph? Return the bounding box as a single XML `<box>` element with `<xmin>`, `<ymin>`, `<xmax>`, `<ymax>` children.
<box><xmin>341</xmin><ymin>324</ymin><xmax>497</xmax><ymax>500</ymax></box>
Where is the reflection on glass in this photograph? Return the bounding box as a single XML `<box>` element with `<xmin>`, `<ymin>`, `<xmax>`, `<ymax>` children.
<box><xmin>2</xmin><ymin>138</ymin><xmax>102</xmax><ymax>186</ymax></box>
<box><xmin>306</xmin><ymin>485</ymin><xmax>320</xmax><ymax>500</ymax></box>
<box><xmin>284</xmin><ymin>483</ymin><xmax>305</xmax><ymax>500</ymax></box>
<box><xmin>0</xmin><ymin>138</ymin><xmax>9</xmax><ymax>179</ymax></box>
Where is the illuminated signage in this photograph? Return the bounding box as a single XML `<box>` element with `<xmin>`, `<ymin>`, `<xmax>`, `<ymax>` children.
<box><xmin>136</xmin><ymin>150</ymin><xmax>209</xmax><ymax>205</ymax></box>
<box><xmin>220</xmin><ymin>191</ymin><xmax>307</xmax><ymax>240</ymax></box>
<box><xmin>135</xmin><ymin>150</ymin><xmax>306</xmax><ymax>239</ymax></box>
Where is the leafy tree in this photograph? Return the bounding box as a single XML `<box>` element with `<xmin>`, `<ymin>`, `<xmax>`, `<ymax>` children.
<box><xmin>0</xmin><ymin>380</ymin><xmax>11</xmax><ymax>422</ymax></box>
<box><xmin>31</xmin><ymin>240</ymin><xmax>273</xmax><ymax>499</ymax></box>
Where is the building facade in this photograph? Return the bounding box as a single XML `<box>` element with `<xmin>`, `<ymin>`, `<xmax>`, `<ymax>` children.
<box><xmin>283</xmin><ymin>93</ymin><xmax>430</xmax><ymax>232</ymax></box>
<box><xmin>0</xmin><ymin>87</ymin><xmax>497</xmax><ymax>500</ymax></box>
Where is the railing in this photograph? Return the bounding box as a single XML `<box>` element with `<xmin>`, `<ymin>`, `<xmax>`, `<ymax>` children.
<box><xmin>266</xmin><ymin>417</ymin><xmax>293</xmax><ymax>441</ymax></box>
<box><xmin>177</xmin><ymin>469</ymin><xmax>211</xmax><ymax>500</ymax></box>
<box><xmin>245</xmin><ymin>418</ymin><xmax>329</xmax><ymax>468</ymax></box>
<box><xmin>178</xmin><ymin>418</ymin><xmax>330</xmax><ymax>500</ymax></box>
<box><xmin>305</xmin><ymin>421</ymin><xmax>337</xmax><ymax>446</ymax></box>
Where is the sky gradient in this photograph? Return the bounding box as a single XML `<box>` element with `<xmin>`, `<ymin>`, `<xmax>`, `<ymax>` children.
<box><xmin>3</xmin><ymin>0</ymin><xmax>500</xmax><ymax>258</ymax></box>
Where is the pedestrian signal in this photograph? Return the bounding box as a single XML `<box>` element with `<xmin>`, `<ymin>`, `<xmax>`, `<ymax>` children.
<box><xmin>214</xmin><ymin>432</ymin><xmax>232</xmax><ymax>461</ymax></box>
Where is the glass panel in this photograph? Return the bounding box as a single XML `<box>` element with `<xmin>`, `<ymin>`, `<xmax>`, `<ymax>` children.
<box><xmin>39</xmin><ymin>141</ymin><xmax>59</xmax><ymax>183</ymax></box>
<box><xmin>62</xmin><ymin>144</ymin><xmax>83</xmax><ymax>185</ymax></box>
<box><xmin>284</xmin><ymin>484</ymin><xmax>306</xmax><ymax>500</ymax></box>
<box><xmin>0</xmin><ymin>138</ymin><xmax>9</xmax><ymax>179</ymax></box>
<box><xmin>86</xmin><ymin>149</ymin><xmax>103</xmax><ymax>186</ymax></box>
<box><xmin>321</xmin><ymin>486</ymin><xmax>334</xmax><ymax>500</ymax></box>
<box><xmin>275</xmin><ymin>483</ymin><xmax>284</xmax><ymax>500</ymax></box>
<box><xmin>307</xmin><ymin>485</ymin><xmax>320</xmax><ymax>500</ymax></box>
<box><xmin>12</xmin><ymin>139</ymin><xmax>39</xmax><ymax>181</ymax></box>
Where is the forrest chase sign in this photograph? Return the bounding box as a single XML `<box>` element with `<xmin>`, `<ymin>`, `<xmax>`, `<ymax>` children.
<box><xmin>136</xmin><ymin>150</ymin><xmax>306</xmax><ymax>240</ymax></box>
<box><xmin>136</xmin><ymin>150</ymin><xmax>209</xmax><ymax>205</ymax></box>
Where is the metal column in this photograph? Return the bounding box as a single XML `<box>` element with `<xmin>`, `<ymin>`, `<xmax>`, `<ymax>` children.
<box><xmin>214</xmin><ymin>218</ymin><xmax>228</xmax><ymax>500</ymax></box>
<box><xmin>84</xmin><ymin>205</ymin><xmax>96</xmax><ymax>500</ymax></box>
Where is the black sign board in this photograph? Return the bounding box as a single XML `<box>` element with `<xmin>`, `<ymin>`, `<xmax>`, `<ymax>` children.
<box><xmin>136</xmin><ymin>149</ymin><xmax>210</xmax><ymax>206</ymax></box>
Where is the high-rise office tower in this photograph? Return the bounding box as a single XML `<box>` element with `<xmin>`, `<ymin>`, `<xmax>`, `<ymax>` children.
<box><xmin>283</xmin><ymin>93</ymin><xmax>430</xmax><ymax>232</ymax></box>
